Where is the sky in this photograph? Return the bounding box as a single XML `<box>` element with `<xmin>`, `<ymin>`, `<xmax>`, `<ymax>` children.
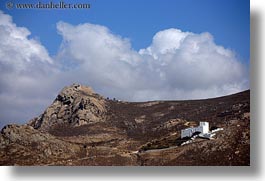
<box><xmin>0</xmin><ymin>0</ymin><xmax>249</xmax><ymax>128</ymax></box>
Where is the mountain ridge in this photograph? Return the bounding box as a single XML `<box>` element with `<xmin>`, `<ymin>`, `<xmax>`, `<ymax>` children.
<box><xmin>0</xmin><ymin>84</ymin><xmax>250</xmax><ymax>165</ymax></box>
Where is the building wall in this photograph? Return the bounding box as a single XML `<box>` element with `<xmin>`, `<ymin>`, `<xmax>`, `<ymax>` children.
<box><xmin>200</xmin><ymin>122</ymin><xmax>209</xmax><ymax>133</ymax></box>
<box><xmin>181</xmin><ymin>122</ymin><xmax>209</xmax><ymax>138</ymax></box>
<box><xmin>181</xmin><ymin>128</ymin><xmax>195</xmax><ymax>138</ymax></box>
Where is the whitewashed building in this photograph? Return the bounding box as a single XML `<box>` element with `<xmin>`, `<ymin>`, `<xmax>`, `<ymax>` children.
<box><xmin>181</xmin><ymin>122</ymin><xmax>209</xmax><ymax>138</ymax></box>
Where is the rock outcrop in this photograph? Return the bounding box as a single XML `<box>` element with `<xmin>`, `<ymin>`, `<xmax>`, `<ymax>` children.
<box><xmin>29</xmin><ymin>84</ymin><xmax>106</xmax><ymax>131</ymax></box>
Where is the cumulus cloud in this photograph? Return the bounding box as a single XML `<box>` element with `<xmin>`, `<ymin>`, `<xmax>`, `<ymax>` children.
<box><xmin>57</xmin><ymin>21</ymin><xmax>249</xmax><ymax>101</ymax></box>
<box><xmin>0</xmin><ymin>11</ymin><xmax>60</xmax><ymax>127</ymax></box>
<box><xmin>0</xmin><ymin>11</ymin><xmax>249</xmax><ymax>127</ymax></box>
<box><xmin>139</xmin><ymin>28</ymin><xmax>190</xmax><ymax>59</ymax></box>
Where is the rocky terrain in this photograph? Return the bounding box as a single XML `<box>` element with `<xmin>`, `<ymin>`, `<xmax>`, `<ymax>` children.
<box><xmin>0</xmin><ymin>84</ymin><xmax>250</xmax><ymax>166</ymax></box>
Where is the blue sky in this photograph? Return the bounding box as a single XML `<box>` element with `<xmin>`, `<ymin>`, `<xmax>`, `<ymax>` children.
<box><xmin>0</xmin><ymin>0</ymin><xmax>249</xmax><ymax>127</ymax></box>
<box><xmin>0</xmin><ymin>0</ymin><xmax>249</xmax><ymax>61</ymax></box>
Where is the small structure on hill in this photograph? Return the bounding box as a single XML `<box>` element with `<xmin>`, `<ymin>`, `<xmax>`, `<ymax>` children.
<box><xmin>181</xmin><ymin>122</ymin><xmax>209</xmax><ymax>138</ymax></box>
<box><xmin>181</xmin><ymin>122</ymin><xmax>221</xmax><ymax>139</ymax></box>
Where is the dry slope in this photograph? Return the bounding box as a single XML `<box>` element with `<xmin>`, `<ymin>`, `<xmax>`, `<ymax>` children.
<box><xmin>0</xmin><ymin>84</ymin><xmax>250</xmax><ymax>165</ymax></box>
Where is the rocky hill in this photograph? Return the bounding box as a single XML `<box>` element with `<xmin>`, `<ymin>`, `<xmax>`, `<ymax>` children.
<box><xmin>0</xmin><ymin>84</ymin><xmax>250</xmax><ymax>166</ymax></box>
<box><xmin>29</xmin><ymin>84</ymin><xmax>107</xmax><ymax>130</ymax></box>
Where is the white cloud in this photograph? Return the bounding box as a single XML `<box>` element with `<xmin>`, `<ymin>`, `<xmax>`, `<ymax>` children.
<box><xmin>0</xmin><ymin>11</ymin><xmax>60</xmax><ymax>127</ymax></box>
<box><xmin>0</xmin><ymin>11</ymin><xmax>249</xmax><ymax>127</ymax></box>
<box><xmin>139</xmin><ymin>28</ymin><xmax>190</xmax><ymax>60</ymax></box>
<box><xmin>57</xmin><ymin>22</ymin><xmax>249</xmax><ymax>101</ymax></box>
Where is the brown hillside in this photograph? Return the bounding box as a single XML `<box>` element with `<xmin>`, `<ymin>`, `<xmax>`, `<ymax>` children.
<box><xmin>0</xmin><ymin>84</ymin><xmax>250</xmax><ymax>166</ymax></box>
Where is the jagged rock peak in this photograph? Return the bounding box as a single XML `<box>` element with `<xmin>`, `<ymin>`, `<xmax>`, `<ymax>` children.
<box><xmin>29</xmin><ymin>84</ymin><xmax>107</xmax><ymax>131</ymax></box>
<box><xmin>54</xmin><ymin>83</ymin><xmax>102</xmax><ymax>106</ymax></box>
<box><xmin>60</xmin><ymin>83</ymin><xmax>95</xmax><ymax>96</ymax></box>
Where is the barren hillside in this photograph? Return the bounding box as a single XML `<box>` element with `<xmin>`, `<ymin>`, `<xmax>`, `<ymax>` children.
<box><xmin>0</xmin><ymin>84</ymin><xmax>250</xmax><ymax>165</ymax></box>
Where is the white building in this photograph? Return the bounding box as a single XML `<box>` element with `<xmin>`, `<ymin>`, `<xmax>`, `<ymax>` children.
<box><xmin>199</xmin><ymin>122</ymin><xmax>209</xmax><ymax>133</ymax></box>
<box><xmin>181</xmin><ymin>122</ymin><xmax>209</xmax><ymax>138</ymax></box>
